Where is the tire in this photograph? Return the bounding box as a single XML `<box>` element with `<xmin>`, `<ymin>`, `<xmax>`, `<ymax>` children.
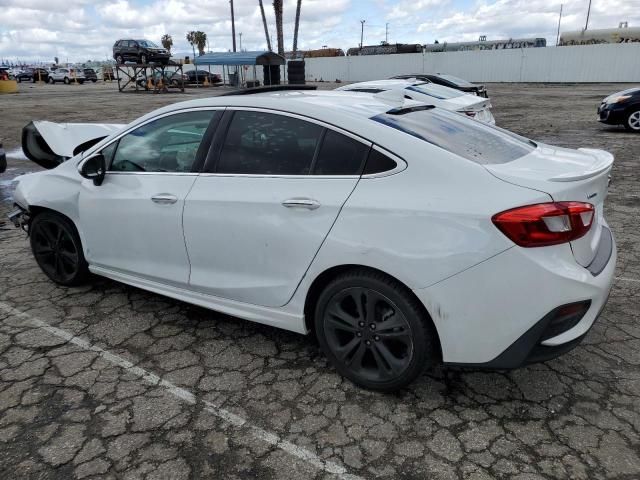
<box><xmin>29</xmin><ymin>211</ymin><xmax>90</xmax><ymax>286</ymax></box>
<box><xmin>49</xmin><ymin>77</ymin><xmax>55</xmax><ymax>84</ymax></box>
<box><xmin>91</xmin><ymin>79</ymin><xmax>97</xmax><ymax>83</ymax></box>
<box><xmin>64</xmin><ymin>77</ymin><xmax>70</xmax><ymax>84</ymax></box>
<box><xmin>78</xmin><ymin>80</ymin><xmax>84</xmax><ymax>84</ymax></box>
<box><xmin>314</xmin><ymin>269</ymin><xmax>437</xmax><ymax>392</ymax></box>
<box><xmin>17</xmin><ymin>77</ymin><xmax>21</xmax><ymax>83</ymax></box>
<box><xmin>116</xmin><ymin>55</ymin><xmax>124</xmax><ymax>64</ymax></box>
<box><xmin>624</xmin><ymin>108</ymin><xmax>640</xmax><ymax>132</ymax></box>
<box><xmin>140</xmin><ymin>54</ymin><xmax>148</xmax><ymax>64</ymax></box>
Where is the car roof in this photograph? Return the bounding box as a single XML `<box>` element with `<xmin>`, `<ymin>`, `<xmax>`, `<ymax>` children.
<box><xmin>130</xmin><ymin>90</ymin><xmax>427</xmax><ymax>141</ymax></box>
<box><xmin>340</xmin><ymin>79</ymin><xmax>417</xmax><ymax>90</ymax></box>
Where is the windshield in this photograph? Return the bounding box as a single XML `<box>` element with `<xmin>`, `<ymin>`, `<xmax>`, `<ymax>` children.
<box><xmin>437</xmin><ymin>74</ymin><xmax>475</xmax><ymax>87</ymax></box>
<box><xmin>136</xmin><ymin>40</ymin><xmax>159</xmax><ymax>48</ymax></box>
<box><xmin>371</xmin><ymin>108</ymin><xmax>535</xmax><ymax>164</ymax></box>
<box><xmin>406</xmin><ymin>82</ymin><xmax>464</xmax><ymax>99</ymax></box>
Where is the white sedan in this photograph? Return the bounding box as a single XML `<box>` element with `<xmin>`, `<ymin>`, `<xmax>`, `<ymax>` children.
<box><xmin>10</xmin><ymin>90</ymin><xmax>615</xmax><ymax>391</ymax></box>
<box><xmin>336</xmin><ymin>79</ymin><xmax>495</xmax><ymax>124</ymax></box>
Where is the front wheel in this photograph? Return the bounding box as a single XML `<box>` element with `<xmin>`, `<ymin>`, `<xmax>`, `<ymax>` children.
<box><xmin>63</xmin><ymin>77</ymin><xmax>70</xmax><ymax>84</ymax></box>
<box><xmin>315</xmin><ymin>269</ymin><xmax>437</xmax><ymax>392</ymax></box>
<box><xmin>29</xmin><ymin>211</ymin><xmax>90</xmax><ymax>286</ymax></box>
<box><xmin>625</xmin><ymin>108</ymin><xmax>640</xmax><ymax>132</ymax></box>
<box><xmin>140</xmin><ymin>54</ymin><xmax>148</xmax><ymax>64</ymax></box>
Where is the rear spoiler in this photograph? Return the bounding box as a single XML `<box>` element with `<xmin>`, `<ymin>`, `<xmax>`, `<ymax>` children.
<box><xmin>22</xmin><ymin>121</ymin><xmax>125</xmax><ymax>169</ymax></box>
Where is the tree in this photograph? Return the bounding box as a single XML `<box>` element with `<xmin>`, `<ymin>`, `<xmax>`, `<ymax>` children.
<box><xmin>161</xmin><ymin>34</ymin><xmax>173</xmax><ymax>54</ymax></box>
<box><xmin>54</xmin><ymin>56</ymin><xmax>59</xmax><ymax>65</ymax></box>
<box><xmin>272</xmin><ymin>0</ymin><xmax>284</xmax><ymax>56</ymax></box>
<box><xmin>258</xmin><ymin>0</ymin><xmax>272</xmax><ymax>51</ymax></box>
<box><xmin>292</xmin><ymin>0</ymin><xmax>302</xmax><ymax>58</ymax></box>
<box><xmin>186</xmin><ymin>31</ymin><xmax>207</xmax><ymax>56</ymax></box>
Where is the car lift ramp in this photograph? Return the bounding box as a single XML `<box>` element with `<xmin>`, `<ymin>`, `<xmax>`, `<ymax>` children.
<box><xmin>115</xmin><ymin>63</ymin><xmax>185</xmax><ymax>93</ymax></box>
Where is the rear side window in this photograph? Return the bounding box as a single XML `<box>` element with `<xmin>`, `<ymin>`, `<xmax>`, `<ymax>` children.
<box><xmin>312</xmin><ymin>130</ymin><xmax>369</xmax><ymax>175</ymax></box>
<box><xmin>363</xmin><ymin>149</ymin><xmax>397</xmax><ymax>174</ymax></box>
<box><xmin>371</xmin><ymin>108</ymin><xmax>535</xmax><ymax>164</ymax></box>
<box><xmin>217</xmin><ymin>111</ymin><xmax>323</xmax><ymax>175</ymax></box>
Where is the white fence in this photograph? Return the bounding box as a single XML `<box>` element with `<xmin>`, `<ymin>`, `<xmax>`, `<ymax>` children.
<box><xmin>303</xmin><ymin>44</ymin><xmax>640</xmax><ymax>83</ymax></box>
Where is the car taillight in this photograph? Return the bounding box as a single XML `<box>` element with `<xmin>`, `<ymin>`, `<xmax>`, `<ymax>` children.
<box><xmin>492</xmin><ymin>202</ymin><xmax>594</xmax><ymax>247</ymax></box>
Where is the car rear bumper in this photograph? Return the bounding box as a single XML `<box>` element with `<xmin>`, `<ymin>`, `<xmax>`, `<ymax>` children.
<box><xmin>413</xmin><ymin>225</ymin><xmax>616</xmax><ymax>367</ymax></box>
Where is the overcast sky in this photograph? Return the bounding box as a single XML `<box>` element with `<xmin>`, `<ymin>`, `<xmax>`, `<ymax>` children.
<box><xmin>0</xmin><ymin>0</ymin><xmax>638</xmax><ymax>64</ymax></box>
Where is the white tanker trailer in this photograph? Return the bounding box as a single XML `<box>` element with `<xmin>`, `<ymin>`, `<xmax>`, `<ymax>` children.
<box><xmin>559</xmin><ymin>24</ymin><xmax>640</xmax><ymax>46</ymax></box>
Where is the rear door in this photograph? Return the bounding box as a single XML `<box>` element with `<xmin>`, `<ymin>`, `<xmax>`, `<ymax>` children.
<box><xmin>183</xmin><ymin>109</ymin><xmax>370</xmax><ymax>307</ymax></box>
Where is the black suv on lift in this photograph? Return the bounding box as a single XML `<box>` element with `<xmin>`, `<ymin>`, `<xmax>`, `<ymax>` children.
<box><xmin>113</xmin><ymin>39</ymin><xmax>171</xmax><ymax>65</ymax></box>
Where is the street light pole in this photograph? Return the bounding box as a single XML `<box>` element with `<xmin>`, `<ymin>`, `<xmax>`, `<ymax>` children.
<box><xmin>360</xmin><ymin>20</ymin><xmax>366</xmax><ymax>49</ymax></box>
<box><xmin>386</xmin><ymin>23</ymin><xmax>389</xmax><ymax>43</ymax></box>
<box><xmin>584</xmin><ymin>0</ymin><xmax>592</xmax><ymax>30</ymax></box>
<box><xmin>230</xmin><ymin>0</ymin><xmax>237</xmax><ymax>52</ymax></box>
<box><xmin>239</xmin><ymin>33</ymin><xmax>242</xmax><ymax>51</ymax></box>
<box><xmin>556</xmin><ymin>4</ymin><xmax>563</xmax><ymax>46</ymax></box>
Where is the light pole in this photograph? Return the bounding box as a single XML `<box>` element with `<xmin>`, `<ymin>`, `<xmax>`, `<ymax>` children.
<box><xmin>239</xmin><ymin>32</ymin><xmax>242</xmax><ymax>51</ymax></box>
<box><xmin>556</xmin><ymin>4</ymin><xmax>563</xmax><ymax>46</ymax></box>
<box><xmin>386</xmin><ymin>23</ymin><xmax>389</xmax><ymax>43</ymax></box>
<box><xmin>230</xmin><ymin>0</ymin><xmax>237</xmax><ymax>52</ymax></box>
<box><xmin>360</xmin><ymin>20</ymin><xmax>366</xmax><ymax>49</ymax></box>
<box><xmin>584</xmin><ymin>0</ymin><xmax>592</xmax><ymax>30</ymax></box>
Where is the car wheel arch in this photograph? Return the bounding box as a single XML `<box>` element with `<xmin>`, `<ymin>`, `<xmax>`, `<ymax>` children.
<box><xmin>303</xmin><ymin>264</ymin><xmax>443</xmax><ymax>361</ymax></box>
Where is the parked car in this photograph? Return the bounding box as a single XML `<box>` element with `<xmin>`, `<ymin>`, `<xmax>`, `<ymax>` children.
<box><xmin>0</xmin><ymin>141</ymin><xmax>6</xmax><ymax>173</ymax></box>
<box><xmin>336</xmin><ymin>79</ymin><xmax>495</xmax><ymax>124</ymax></box>
<box><xmin>11</xmin><ymin>89</ymin><xmax>615</xmax><ymax>391</ymax></box>
<box><xmin>183</xmin><ymin>70</ymin><xmax>222</xmax><ymax>85</ymax></box>
<box><xmin>20</xmin><ymin>68</ymin><xmax>48</xmax><ymax>82</ymax></box>
<box><xmin>392</xmin><ymin>73</ymin><xmax>488</xmax><ymax>97</ymax></box>
<box><xmin>598</xmin><ymin>87</ymin><xmax>640</xmax><ymax>132</ymax></box>
<box><xmin>113</xmin><ymin>39</ymin><xmax>171</xmax><ymax>65</ymax></box>
<box><xmin>83</xmin><ymin>68</ymin><xmax>98</xmax><ymax>83</ymax></box>
<box><xmin>48</xmin><ymin>67</ymin><xmax>85</xmax><ymax>84</ymax></box>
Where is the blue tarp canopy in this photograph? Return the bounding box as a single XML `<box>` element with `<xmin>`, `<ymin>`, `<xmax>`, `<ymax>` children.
<box><xmin>195</xmin><ymin>51</ymin><xmax>285</xmax><ymax>66</ymax></box>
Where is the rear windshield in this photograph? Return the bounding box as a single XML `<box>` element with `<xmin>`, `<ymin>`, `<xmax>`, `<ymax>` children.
<box><xmin>371</xmin><ymin>108</ymin><xmax>535</xmax><ymax>164</ymax></box>
<box><xmin>406</xmin><ymin>82</ymin><xmax>463</xmax><ymax>99</ymax></box>
<box><xmin>437</xmin><ymin>74</ymin><xmax>474</xmax><ymax>87</ymax></box>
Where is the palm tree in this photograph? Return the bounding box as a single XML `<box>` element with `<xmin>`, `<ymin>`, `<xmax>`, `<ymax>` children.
<box><xmin>292</xmin><ymin>0</ymin><xmax>302</xmax><ymax>58</ymax></box>
<box><xmin>258</xmin><ymin>0</ymin><xmax>272</xmax><ymax>51</ymax></box>
<box><xmin>161</xmin><ymin>34</ymin><xmax>173</xmax><ymax>54</ymax></box>
<box><xmin>186</xmin><ymin>31</ymin><xmax>207</xmax><ymax>57</ymax></box>
<box><xmin>272</xmin><ymin>0</ymin><xmax>284</xmax><ymax>56</ymax></box>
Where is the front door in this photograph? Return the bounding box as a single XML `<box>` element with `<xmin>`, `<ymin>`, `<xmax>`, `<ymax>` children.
<box><xmin>183</xmin><ymin>109</ymin><xmax>371</xmax><ymax>307</ymax></box>
<box><xmin>79</xmin><ymin>109</ymin><xmax>219</xmax><ymax>287</ymax></box>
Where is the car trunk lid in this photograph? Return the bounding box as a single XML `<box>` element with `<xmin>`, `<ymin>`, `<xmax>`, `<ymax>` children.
<box><xmin>485</xmin><ymin>144</ymin><xmax>613</xmax><ymax>267</ymax></box>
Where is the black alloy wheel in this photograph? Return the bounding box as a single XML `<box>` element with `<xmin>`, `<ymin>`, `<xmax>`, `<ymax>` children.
<box><xmin>30</xmin><ymin>212</ymin><xmax>89</xmax><ymax>286</ymax></box>
<box><xmin>315</xmin><ymin>270</ymin><xmax>436</xmax><ymax>391</ymax></box>
<box><xmin>116</xmin><ymin>55</ymin><xmax>124</xmax><ymax>64</ymax></box>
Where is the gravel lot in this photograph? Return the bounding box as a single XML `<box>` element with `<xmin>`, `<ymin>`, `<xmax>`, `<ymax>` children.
<box><xmin>0</xmin><ymin>81</ymin><xmax>639</xmax><ymax>480</ymax></box>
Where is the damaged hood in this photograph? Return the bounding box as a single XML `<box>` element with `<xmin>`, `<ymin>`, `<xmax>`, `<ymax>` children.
<box><xmin>22</xmin><ymin>121</ymin><xmax>125</xmax><ymax>169</ymax></box>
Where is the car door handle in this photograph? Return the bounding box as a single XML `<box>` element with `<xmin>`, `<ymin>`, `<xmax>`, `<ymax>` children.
<box><xmin>151</xmin><ymin>194</ymin><xmax>178</xmax><ymax>205</ymax></box>
<box><xmin>282</xmin><ymin>198</ymin><xmax>321</xmax><ymax>210</ymax></box>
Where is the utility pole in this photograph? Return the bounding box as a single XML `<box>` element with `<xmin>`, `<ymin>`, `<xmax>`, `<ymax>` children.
<box><xmin>360</xmin><ymin>20</ymin><xmax>366</xmax><ymax>49</ymax></box>
<box><xmin>584</xmin><ymin>0</ymin><xmax>592</xmax><ymax>30</ymax></box>
<box><xmin>386</xmin><ymin>23</ymin><xmax>389</xmax><ymax>43</ymax></box>
<box><xmin>239</xmin><ymin>33</ymin><xmax>242</xmax><ymax>51</ymax></box>
<box><xmin>230</xmin><ymin>0</ymin><xmax>237</xmax><ymax>52</ymax></box>
<box><xmin>556</xmin><ymin>4</ymin><xmax>563</xmax><ymax>46</ymax></box>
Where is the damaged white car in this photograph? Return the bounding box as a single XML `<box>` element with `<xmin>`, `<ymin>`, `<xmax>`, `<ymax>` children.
<box><xmin>9</xmin><ymin>89</ymin><xmax>615</xmax><ymax>391</ymax></box>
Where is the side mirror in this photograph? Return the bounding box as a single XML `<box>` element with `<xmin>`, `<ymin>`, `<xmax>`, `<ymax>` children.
<box><xmin>80</xmin><ymin>154</ymin><xmax>106</xmax><ymax>186</ymax></box>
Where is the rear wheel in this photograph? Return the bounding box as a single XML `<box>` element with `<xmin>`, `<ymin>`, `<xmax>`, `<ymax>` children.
<box><xmin>625</xmin><ymin>108</ymin><xmax>640</xmax><ymax>132</ymax></box>
<box><xmin>63</xmin><ymin>77</ymin><xmax>70</xmax><ymax>84</ymax></box>
<box><xmin>116</xmin><ymin>54</ymin><xmax>124</xmax><ymax>64</ymax></box>
<box><xmin>315</xmin><ymin>269</ymin><xmax>437</xmax><ymax>391</ymax></box>
<box><xmin>29</xmin><ymin>212</ymin><xmax>89</xmax><ymax>286</ymax></box>
<box><xmin>140</xmin><ymin>54</ymin><xmax>148</xmax><ymax>64</ymax></box>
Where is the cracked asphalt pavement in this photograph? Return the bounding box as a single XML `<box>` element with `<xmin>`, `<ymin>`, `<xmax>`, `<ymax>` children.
<box><xmin>0</xmin><ymin>82</ymin><xmax>639</xmax><ymax>479</ymax></box>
